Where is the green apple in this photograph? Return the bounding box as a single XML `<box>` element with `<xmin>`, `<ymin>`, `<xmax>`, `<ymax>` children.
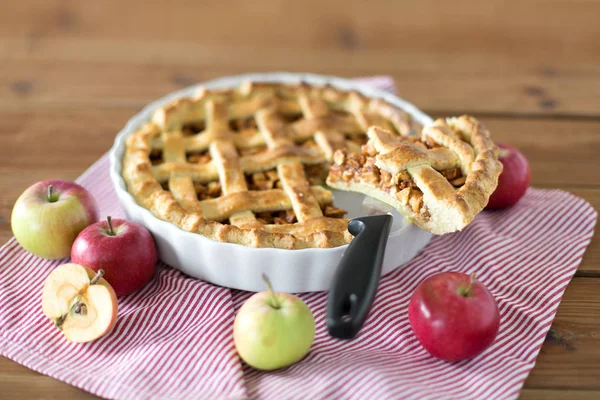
<box><xmin>11</xmin><ymin>180</ymin><xmax>98</xmax><ymax>259</ymax></box>
<box><xmin>233</xmin><ymin>275</ymin><xmax>315</xmax><ymax>370</ymax></box>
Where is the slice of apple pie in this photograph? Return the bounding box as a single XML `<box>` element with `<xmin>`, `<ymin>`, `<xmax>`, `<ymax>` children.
<box><xmin>326</xmin><ymin>116</ymin><xmax>503</xmax><ymax>234</ymax></box>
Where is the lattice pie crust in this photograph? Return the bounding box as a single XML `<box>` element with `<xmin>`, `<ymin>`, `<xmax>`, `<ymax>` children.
<box><xmin>122</xmin><ymin>82</ymin><xmax>500</xmax><ymax>249</ymax></box>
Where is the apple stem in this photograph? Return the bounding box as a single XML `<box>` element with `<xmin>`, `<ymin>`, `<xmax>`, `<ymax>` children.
<box><xmin>47</xmin><ymin>185</ymin><xmax>57</xmax><ymax>203</ymax></box>
<box><xmin>262</xmin><ymin>273</ymin><xmax>281</xmax><ymax>309</ymax></box>
<box><xmin>90</xmin><ymin>269</ymin><xmax>105</xmax><ymax>285</ymax></box>
<box><xmin>106</xmin><ymin>216</ymin><xmax>115</xmax><ymax>236</ymax></box>
<box><xmin>461</xmin><ymin>272</ymin><xmax>477</xmax><ymax>297</ymax></box>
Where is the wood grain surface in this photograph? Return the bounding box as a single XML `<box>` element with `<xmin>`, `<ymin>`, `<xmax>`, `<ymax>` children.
<box><xmin>0</xmin><ymin>0</ymin><xmax>598</xmax><ymax>398</ymax></box>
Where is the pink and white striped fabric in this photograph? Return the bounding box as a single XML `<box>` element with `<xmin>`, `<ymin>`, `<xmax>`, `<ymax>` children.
<box><xmin>0</xmin><ymin>78</ymin><xmax>597</xmax><ymax>400</ymax></box>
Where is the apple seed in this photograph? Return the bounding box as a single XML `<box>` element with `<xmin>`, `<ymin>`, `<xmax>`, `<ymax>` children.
<box><xmin>74</xmin><ymin>303</ymin><xmax>88</xmax><ymax>316</ymax></box>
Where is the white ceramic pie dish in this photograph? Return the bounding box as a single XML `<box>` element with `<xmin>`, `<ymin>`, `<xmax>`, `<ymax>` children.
<box><xmin>109</xmin><ymin>72</ymin><xmax>434</xmax><ymax>292</ymax></box>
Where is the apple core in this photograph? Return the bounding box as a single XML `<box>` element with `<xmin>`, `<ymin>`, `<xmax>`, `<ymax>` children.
<box><xmin>55</xmin><ymin>269</ymin><xmax>106</xmax><ymax>330</ymax></box>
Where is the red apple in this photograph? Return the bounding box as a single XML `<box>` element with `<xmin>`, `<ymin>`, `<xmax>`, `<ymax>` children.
<box><xmin>408</xmin><ymin>272</ymin><xmax>500</xmax><ymax>362</ymax></box>
<box><xmin>486</xmin><ymin>143</ymin><xmax>531</xmax><ymax>209</ymax></box>
<box><xmin>71</xmin><ymin>216</ymin><xmax>157</xmax><ymax>297</ymax></box>
<box><xmin>11</xmin><ymin>180</ymin><xmax>98</xmax><ymax>259</ymax></box>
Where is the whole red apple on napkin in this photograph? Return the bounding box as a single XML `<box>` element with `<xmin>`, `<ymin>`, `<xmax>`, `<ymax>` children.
<box><xmin>71</xmin><ymin>217</ymin><xmax>157</xmax><ymax>297</ymax></box>
<box><xmin>409</xmin><ymin>272</ymin><xmax>500</xmax><ymax>362</ymax></box>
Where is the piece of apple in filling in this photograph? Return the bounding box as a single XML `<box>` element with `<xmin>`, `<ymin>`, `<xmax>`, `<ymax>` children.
<box><xmin>41</xmin><ymin>263</ymin><xmax>118</xmax><ymax>343</ymax></box>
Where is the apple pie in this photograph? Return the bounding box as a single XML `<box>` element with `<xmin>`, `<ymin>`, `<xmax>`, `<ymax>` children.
<box><xmin>121</xmin><ymin>81</ymin><xmax>422</xmax><ymax>249</ymax></box>
<box><xmin>327</xmin><ymin>116</ymin><xmax>503</xmax><ymax>234</ymax></box>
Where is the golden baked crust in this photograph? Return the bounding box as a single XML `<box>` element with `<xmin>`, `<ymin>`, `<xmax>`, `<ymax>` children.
<box><xmin>122</xmin><ymin>81</ymin><xmax>422</xmax><ymax>249</ymax></box>
<box><xmin>327</xmin><ymin>116</ymin><xmax>503</xmax><ymax>234</ymax></box>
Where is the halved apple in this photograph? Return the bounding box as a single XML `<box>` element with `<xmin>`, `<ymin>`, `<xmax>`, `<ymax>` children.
<box><xmin>42</xmin><ymin>263</ymin><xmax>118</xmax><ymax>343</ymax></box>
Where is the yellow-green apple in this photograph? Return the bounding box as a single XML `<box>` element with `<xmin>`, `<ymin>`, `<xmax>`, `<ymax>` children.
<box><xmin>486</xmin><ymin>143</ymin><xmax>531</xmax><ymax>209</ymax></box>
<box><xmin>11</xmin><ymin>180</ymin><xmax>98</xmax><ymax>259</ymax></box>
<box><xmin>42</xmin><ymin>263</ymin><xmax>118</xmax><ymax>343</ymax></box>
<box><xmin>71</xmin><ymin>216</ymin><xmax>157</xmax><ymax>297</ymax></box>
<box><xmin>233</xmin><ymin>275</ymin><xmax>315</xmax><ymax>370</ymax></box>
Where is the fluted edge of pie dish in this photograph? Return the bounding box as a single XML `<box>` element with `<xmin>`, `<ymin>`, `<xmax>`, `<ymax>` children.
<box><xmin>109</xmin><ymin>72</ymin><xmax>434</xmax><ymax>292</ymax></box>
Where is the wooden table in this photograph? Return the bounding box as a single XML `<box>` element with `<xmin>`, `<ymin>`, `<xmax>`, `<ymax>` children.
<box><xmin>1</xmin><ymin>0</ymin><xmax>599</xmax><ymax>398</ymax></box>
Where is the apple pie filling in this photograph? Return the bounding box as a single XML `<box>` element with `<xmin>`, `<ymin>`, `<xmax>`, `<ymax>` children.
<box><xmin>181</xmin><ymin>122</ymin><xmax>206</xmax><ymax>136</ymax></box>
<box><xmin>329</xmin><ymin>149</ymin><xmax>434</xmax><ymax>219</ymax></box>
<box><xmin>330</xmin><ymin>141</ymin><xmax>469</xmax><ymax>222</ymax></box>
<box><xmin>229</xmin><ymin>116</ymin><xmax>257</xmax><ymax>132</ymax></box>
<box><xmin>149</xmin><ymin>149</ymin><xmax>164</xmax><ymax>166</ymax></box>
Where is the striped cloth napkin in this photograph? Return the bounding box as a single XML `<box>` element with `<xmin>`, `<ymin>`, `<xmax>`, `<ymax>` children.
<box><xmin>0</xmin><ymin>77</ymin><xmax>597</xmax><ymax>400</ymax></box>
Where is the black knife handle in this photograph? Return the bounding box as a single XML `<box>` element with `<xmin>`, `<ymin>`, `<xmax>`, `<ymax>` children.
<box><xmin>326</xmin><ymin>214</ymin><xmax>392</xmax><ymax>339</ymax></box>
